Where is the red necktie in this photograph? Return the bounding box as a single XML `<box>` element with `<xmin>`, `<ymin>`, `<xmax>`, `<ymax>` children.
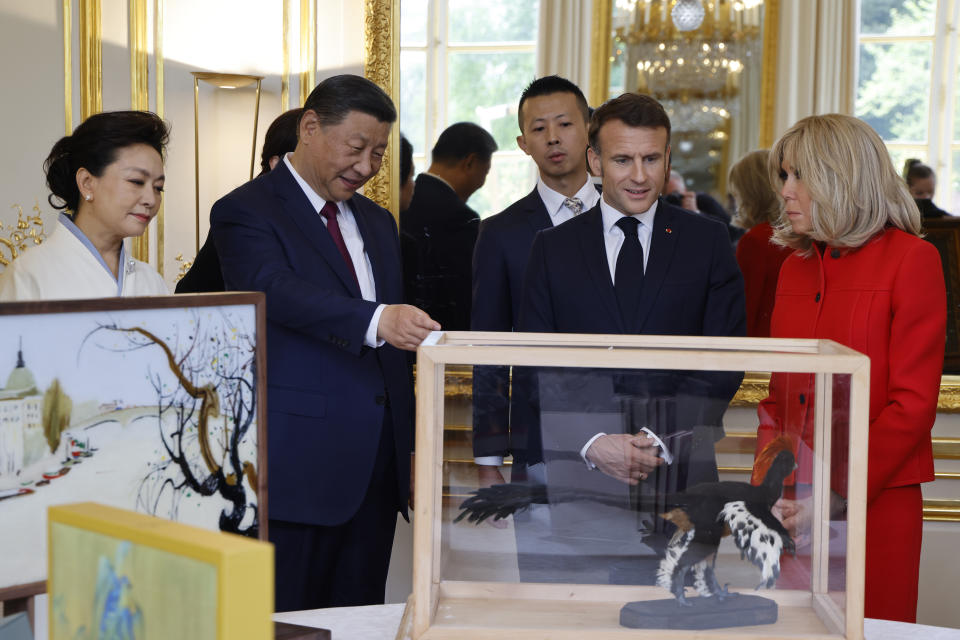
<box><xmin>320</xmin><ymin>201</ymin><xmax>360</xmax><ymax>289</ymax></box>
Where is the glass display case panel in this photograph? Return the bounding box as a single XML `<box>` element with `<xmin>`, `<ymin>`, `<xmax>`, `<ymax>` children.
<box><xmin>409</xmin><ymin>333</ymin><xmax>869</xmax><ymax>640</ymax></box>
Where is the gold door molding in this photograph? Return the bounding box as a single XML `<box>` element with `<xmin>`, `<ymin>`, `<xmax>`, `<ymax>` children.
<box><xmin>362</xmin><ymin>0</ymin><xmax>400</xmax><ymax>217</ymax></box>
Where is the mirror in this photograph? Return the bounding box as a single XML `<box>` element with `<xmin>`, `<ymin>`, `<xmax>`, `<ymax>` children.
<box><xmin>593</xmin><ymin>0</ymin><xmax>778</xmax><ymax>198</ymax></box>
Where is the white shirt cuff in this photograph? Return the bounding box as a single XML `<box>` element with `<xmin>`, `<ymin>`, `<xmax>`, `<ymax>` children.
<box><xmin>580</xmin><ymin>432</ymin><xmax>607</xmax><ymax>470</ymax></box>
<box><xmin>365</xmin><ymin>304</ymin><xmax>387</xmax><ymax>348</ymax></box>
<box><xmin>474</xmin><ymin>456</ymin><xmax>504</xmax><ymax>466</ymax></box>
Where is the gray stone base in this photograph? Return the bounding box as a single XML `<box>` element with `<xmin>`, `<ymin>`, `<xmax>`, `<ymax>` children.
<box><xmin>620</xmin><ymin>593</ymin><xmax>778</xmax><ymax>629</ymax></box>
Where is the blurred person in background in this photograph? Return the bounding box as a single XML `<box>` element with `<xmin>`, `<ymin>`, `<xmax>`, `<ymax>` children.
<box><xmin>176</xmin><ymin>108</ymin><xmax>303</xmax><ymax>293</ymax></box>
<box><xmin>729</xmin><ymin>149</ymin><xmax>794</xmax><ymax>337</ymax></box>
<box><xmin>903</xmin><ymin>158</ymin><xmax>947</xmax><ymax>219</ymax></box>
<box><xmin>400</xmin><ymin>122</ymin><xmax>495</xmax><ymax>331</ymax></box>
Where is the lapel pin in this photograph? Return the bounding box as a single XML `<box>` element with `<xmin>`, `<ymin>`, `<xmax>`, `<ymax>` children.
<box><xmin>665</xmin><ymin>227</ymin><xmax>672</xmax><ymax>234</ymax></box>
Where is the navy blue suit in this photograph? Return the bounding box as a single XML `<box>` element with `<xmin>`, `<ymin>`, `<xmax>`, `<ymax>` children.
<box><xmin>521</xmin><ymin>199</ymin><xmax>745</xmax><ymax>338</ymax></box>
<box><xmin>470</xmin><ymin>188</ymin><xmax>553</xmax><ymax>460</ymax></box>
<box><xmin>210</xmin><ymin>160</ymin><xmax>412</xmax><ymax>608</ymax></box>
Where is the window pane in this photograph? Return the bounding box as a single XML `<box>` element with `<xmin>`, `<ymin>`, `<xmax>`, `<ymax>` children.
<box><xmin>955</xmin><ymin>59</ymin><xmax>960</xmax><ymax>143</ymax></box>
<box><xmin>401</xmin><ymin>50</ymin><xmax>427</xmax><ymax>156</ymax></box>
<box><xmin>856</xmin><ymin>42</ymin><xmax>931</xmax><ymax>143</ymax></box>
<box><xmin>448</xmin><ymin>51</ymin><xmax>535</xmax><ymax>151</ymax></box>
<box><xmin>401</xmin><ymin>0</ymin><xmax>428</xmax><ymax>46</ymax></box>
<box><xmin>467</xmin><ymin>153</ymin><xmax>536</xmax><ymax>219</ymax></box>
<box><xmin>884</xmin><ymin>145</ymin><xmax>928</xmax><ymax>183</ymax></box>
<box><xmin>859</xmin><ymin>0</ymin><xmax>935</xmax><ymax>37</ymax></box>
<box><xmin>448</xmin><ymin>0</ymin><xmax>539</xmax><ymax>43</ymax></box>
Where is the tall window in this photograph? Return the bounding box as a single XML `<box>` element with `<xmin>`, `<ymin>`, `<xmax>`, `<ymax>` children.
<box><xmin>400</xmin><ymin>0</ymin><xmax>540</xmax><ymax>218</ymax></box>
<box><xmin>856</xmin><ymin>0</ymin><xmax>960</xmax><ymax>213</ymax></box>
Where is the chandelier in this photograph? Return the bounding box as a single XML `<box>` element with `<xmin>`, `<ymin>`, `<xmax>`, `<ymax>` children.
<box><xmin>611</xmin><ymin>0</ymin><xmax>764</xmax><ymax>130</ymax></box>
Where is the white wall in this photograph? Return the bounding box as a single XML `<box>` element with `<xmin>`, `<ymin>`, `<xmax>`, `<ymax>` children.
<box><xmin>0</xmin><ymin>0</ymin><xmax>365</xmax><ymax>289</ymax></box>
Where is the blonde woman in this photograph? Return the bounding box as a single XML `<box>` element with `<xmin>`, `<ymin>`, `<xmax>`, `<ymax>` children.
<box><xmin>729</xmin><ymin>149</ymin><xmax>793</xmax><ymax>336</ymax></box>
<box><xmin>754</xmin><ymin>114</ymin><xmax>945</xmax><ymax>622</ymax></box>
<box><xmin>0</xmin><ymin>111</ymin><xmax>169</xmax><ymax>301</ymax></box>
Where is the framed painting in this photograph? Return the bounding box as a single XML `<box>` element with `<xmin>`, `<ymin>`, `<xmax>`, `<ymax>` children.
<box><xmin>0</xmin><ymin>293</ymin><xmax>267</xmax><ymax>599</ymax></box>
<box><xmin>48</xmin><ymin>502</ymin><xmax>272</xmax><ymax>640</ymax></box>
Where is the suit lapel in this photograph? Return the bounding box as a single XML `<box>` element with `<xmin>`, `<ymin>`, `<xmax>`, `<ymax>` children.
<box><xmin>576</xmin><ymin>205</ymin><xmax>624</xmax><ymax>332</ymax></box>
<box><xmin>635</xmin><ymin>200</ymin><xmax>679</xmax><ymax>331</ymax></box>
<box><xmin>349</xmin><ymin>196</ymin><xmax>385</xmax><ymax>302</ymax></box>
<box><xmin>521</xmin><ymin>187</ymin><xmax>553</xmax><ymax>233</ymax></box>
<box><xmin>270</xmin><ymin>162</ymin><xmax>363</xmax><ymax>297</ymax></box>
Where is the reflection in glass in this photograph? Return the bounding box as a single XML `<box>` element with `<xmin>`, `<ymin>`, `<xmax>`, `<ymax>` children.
<box><xmin>444</xmin><ymin>361</ymin><xmax>852</xmax><ymax>630</ymax></box>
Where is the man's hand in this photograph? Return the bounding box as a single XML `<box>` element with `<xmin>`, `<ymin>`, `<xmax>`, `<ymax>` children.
<box><xmin>476</xmin><ymin>465</ymin><xmax>508</xmax><ymax>528</ymax></box>
<box><xmin>585</xmin><ymin>434</ymin><xmax>663</xmax><ymax>485</ymax></box>
<box><xmin>378</xmin><ymin>304</ymin><xmax>440</xmax><ymax>351</ymax></box>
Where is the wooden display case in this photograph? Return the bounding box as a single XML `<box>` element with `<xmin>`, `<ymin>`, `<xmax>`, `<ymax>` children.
<box><xmin>403</xmin><ymin>332</ymin><xmax>870</xmax><ymax>640</ymax></box>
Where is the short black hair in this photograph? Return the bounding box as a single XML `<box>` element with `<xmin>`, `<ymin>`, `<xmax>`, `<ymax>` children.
<box><xmin>903</xmin><ymin>158</ymin><xmax>934</xmax><ymax>185</ymax></box>
<box><xmin>302</xmin><ymin>74</ymin><xmax>396</xmax><ymax>128</ymax></box>
<box><xmin>260</xmin><ymin>108</ymin><xmax>302</xmax><ymax>174</ymax></box>
<box><xmin>589</xmin><ymin>93</ymin><xmax>671</xmax><ymax>153</ymax></box>
<box><xmin>400</xmin><ymin>133</ymin><xmax>414</xmax><ymax>183</ymax></box>
<box><xmin>517</xmin><ymin>75</ymin><xmax>590</xmax><ymax>132</ymax></box>
<box><xmin>431</xmin><ymin>122</ymin><xmax>498</xmax><ymax>165</ymax></box>
<box><xmin>44</xmin><ymin>110</ymin><xmax>169</xmax><ymax>212</ymax></box>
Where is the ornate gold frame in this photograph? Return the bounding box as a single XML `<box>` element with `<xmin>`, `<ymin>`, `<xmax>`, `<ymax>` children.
<box><xmin>363</xmin><ymin>0</ymin><xmax>400</xmax><ymax>216</ymax></box>
<box><xmin>588</xmin><ymin>0</ymin><xmax>779</xmax><ymax>147</ymax></box>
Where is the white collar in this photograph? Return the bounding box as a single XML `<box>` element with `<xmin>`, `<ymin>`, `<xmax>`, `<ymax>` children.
<box><xmin>536</xmin><ymin>175</ymin><xmax>599</xmax><ymax>217</ymax></box>
<box><xmin>283</xmin><ymin>153</ymin><xmax>345</xmax><ymax>215</ymax></box>
<box><xmin>600</xmin><ymin>196</ymin><xmax>658</xmax><ymax>234</ymax></box>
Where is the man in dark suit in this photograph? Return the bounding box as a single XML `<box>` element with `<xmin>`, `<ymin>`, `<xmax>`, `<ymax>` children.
<box><xmin>210</xmin><ymin>75</ymin><xmax>439</xmax><ymax>611</ymax></box>
<box><xmin>177</xmin><ymin>108</ymin><xmax>302</xmax><ymax>294</ymax></box>
<box><xmin>401</xmin><ymin>122</ymin><xmax>496</xmax><ymax>330</ymax></box>
<box><xmin>470</xmin><ymin>76</ymin><xmax>599</xmax><ymax>487</ymax></box>
<box><xmin>514</xmin><ymin>93</ymin><xmax>746</xmax><ymax>583</ymax></box>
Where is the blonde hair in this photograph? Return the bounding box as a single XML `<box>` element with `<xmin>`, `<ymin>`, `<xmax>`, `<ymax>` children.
<box><xmin>729</xmin><ymin>149</ymin><xmax>780</xmax><ymax>229</ymax></box>
<box><xmin>768</xmin><ymin>114</ymin><xmax>921</xmax><ymax>251</ymax></box>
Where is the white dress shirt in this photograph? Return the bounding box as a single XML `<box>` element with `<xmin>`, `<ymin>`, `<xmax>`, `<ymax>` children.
<box><xmin>580</xmin><ymin>196</ymin><xmax>660</xmax><ymax>467</ymax></box>
<box><xmin>536</xmin><ymin>175</ymin><xmax>601</xmax><ymax>226</ymax></box>
<box><xmin>599</xmin><ymin>195</ymin><xmax>657</xmax><ymax>278</ymax></box>
<box><xmin>284</xmin><ymin>154</ymin><xmax>385</xmax><ymax>347</ymax></box>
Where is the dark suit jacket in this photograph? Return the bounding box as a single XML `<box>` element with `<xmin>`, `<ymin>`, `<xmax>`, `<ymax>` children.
<box><xmin>470</xmin><ymin>187</ymin><xmax>553</xmax><ymax>458</ymax></box>
<box><xmin>400</xmin><ymin>174</ymin><xmax>479</xmax><ymax>331</ymax></box>
<box><xmin>210</xmin><ymin>160</ymin><xmax>413</xmax><ymax>527</ymax></box>
<box><xmin>174</xmin><ymin>235</ymin><xmax>224</xmax><ymax>293</ymax></box>
<box><xmin>516</xmin><ymin>199</ymin><xmax>746</xmax><ymax>467</ymax></box>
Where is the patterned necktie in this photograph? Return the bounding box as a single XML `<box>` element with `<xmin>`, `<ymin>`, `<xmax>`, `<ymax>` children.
<box><xmin>614</xmin><ymin>216</ymin><xmax>644</xmax><ymax>325</ymax></box>
<box><xmin>563</xmin><ymin>197</ymin><xmax>584</xmax><ymax>215</ymax></box>
<box><xmin>320</xmin><ymin>201</ymin><xmax>360</xmax><ymax>289</ymax></box>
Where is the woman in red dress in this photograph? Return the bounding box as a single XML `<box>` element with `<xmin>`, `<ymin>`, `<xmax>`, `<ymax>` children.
<box><xmin>756</xmin><ymin>114</ymin><xmax>945</xmax><ymax>622</ymax></box>
<box><xmin>729</xmin><ymin>150</ymin><xmax>794</xmax><ymax>336</ymax></box>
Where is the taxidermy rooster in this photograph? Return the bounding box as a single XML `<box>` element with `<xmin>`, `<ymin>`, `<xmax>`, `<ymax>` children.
<box><xmin>456</xmin><ymin>436</ymin><xmax>797</xmax><ymax>606</ymax></box>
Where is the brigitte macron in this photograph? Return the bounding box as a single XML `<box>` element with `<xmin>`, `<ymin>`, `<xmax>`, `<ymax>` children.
<box><xmin>755</xmin><ymin>114</ymin><xmax>945</xmax><ymax>622</ymax></box>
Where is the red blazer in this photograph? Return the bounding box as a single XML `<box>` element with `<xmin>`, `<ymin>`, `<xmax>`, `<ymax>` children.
<box><xmin>735</xmin><ymin>222</ymin><xmax>793</xmax><ymax>337</ymax></box>
<box><xmin>756</xmin><ymin>228</ymin><xmax>945</xmax><ymax>504</ymax></box>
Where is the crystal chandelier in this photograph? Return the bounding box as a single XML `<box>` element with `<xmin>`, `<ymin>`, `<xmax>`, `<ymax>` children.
<box><xmin>611</xmin><ymin>0</ymin><xmax>764</xmax><ymax>132</ymax></box>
